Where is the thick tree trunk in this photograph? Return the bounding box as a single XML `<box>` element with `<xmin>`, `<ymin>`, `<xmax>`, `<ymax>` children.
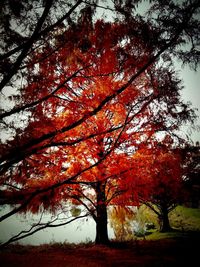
<box><xmin>95</xmin><ymin>181</ymin><xmax>109</xmax><ymax>245</ymax></box>
<box><xmin>159</xmin><ymin>204</ymin><xmax>171</xmax><ymax>232</ymax></box>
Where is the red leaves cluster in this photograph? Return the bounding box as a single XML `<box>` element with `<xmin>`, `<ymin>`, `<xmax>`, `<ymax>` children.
<box><xmin>0</xmin><ymin>18</ymin><xmax>191</xmax><ymax>215</ymax></box>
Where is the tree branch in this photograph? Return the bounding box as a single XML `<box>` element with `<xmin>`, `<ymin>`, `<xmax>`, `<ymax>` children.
<box><xmin>0</xmin><ymin>0</ymin><xmax>83</xmax><ymax>62</ymax></box>
<box><xmin>0</xmin><ymin>66</ymin><xmax>89</xmax><ymax>120</ymax></box>
<box><xmin>0</xmin><ymin>0</ymin><xmax>54</xmax><ymax>92</ymax></box>
<box><xmin>0</xmin><ymin>212</ymin><xmax>89</xmax><ymax>249</ymax></box>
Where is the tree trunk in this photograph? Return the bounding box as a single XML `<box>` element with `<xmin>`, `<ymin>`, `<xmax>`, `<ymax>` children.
<box><xmin>159</xmin><ymin>204</ymin><xmax>171</xmax><ymax>232</ymax></box>
<box><xmin>95</xmin><ymin>181</ymin><xmax>109</xmax><ymax>245</ymax></box>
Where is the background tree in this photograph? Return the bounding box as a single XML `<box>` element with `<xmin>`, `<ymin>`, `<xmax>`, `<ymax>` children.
<box><xmin>182</xmin><ymin>143</ymin><xmax>200</xmax><ymax>208</ymax></box>
<box><xmin>132</xmin><ymin>138</ymin><xmax>187</xmax><ymax>232</ymax></box>
<box><xmin>0</xmin><ymin>0</ymin><xmax>200</xmax><ymax>245</ymax></box>
<box><xmin>109</xmin><ymin>206</ymin><xmax>136</xmax><ymax>241</ymax></box>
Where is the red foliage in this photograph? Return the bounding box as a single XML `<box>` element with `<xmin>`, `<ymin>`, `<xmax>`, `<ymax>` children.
<box><xmin>0</xmin><ymin>19</ymin><xmax>192</xmax><ymax>217</ymax></box>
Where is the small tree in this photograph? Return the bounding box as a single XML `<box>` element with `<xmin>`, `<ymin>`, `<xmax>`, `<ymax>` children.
<box><xmin>109</xmin><ymin>206</ymin><xmax>136</xmax><ymax>241</ymax></box>
<box><xmin>182</xmin><ymin>143</ymin><xmax>200</xmax><ymax>208</ymax></box>
<box><xmin>133</xmin><ymin>139</ymin><xmax>186</xmax><ymax>232</ymax></box>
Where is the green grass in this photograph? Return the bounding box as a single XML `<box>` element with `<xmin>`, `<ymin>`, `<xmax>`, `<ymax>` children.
<box><xmin>137</xmin><ymin>205</ymin><xmax>200</xmax><ymax>240</ymax></box>
<box><xmin>145</xmin><ymin>230</ymin><xmax>185</xmax><ymax>240</ymax></box>
<box><xmin>169</xmin><ymin>205</ymin><xmax>200</xmax><ymax>231</ymax></box>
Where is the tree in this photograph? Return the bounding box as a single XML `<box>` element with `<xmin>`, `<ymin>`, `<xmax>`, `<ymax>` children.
<box><xmin>109</xmin><ymin>206</ymin><xmax>136</xmax><ymax>241</ymax></box>
<box><xmin>0</xmin><ymin>0</ymin><xmax>200</xmax><ymax>245</ymax></box>
<box><xmin>132</xmin><ymin>139</ymin><xmax>187</xmax><ymax>232</ymax></box>
<box><xmin>181</xmin><ymin>143</ymin><xmax>200</xmax><ymax>208</ymax></box>
<box><xmin>0</xmin><ymin>0</ymin><xmax>87</xmax><ymax>93</ymax></box>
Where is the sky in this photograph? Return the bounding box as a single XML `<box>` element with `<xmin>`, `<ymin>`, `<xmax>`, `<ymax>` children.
<box><xmin>0</xmin><ymin>1</ymin><xmax>200</xmax><ymax>246</ymax></box>
<box><xmin>178</xmin><ymin>66</ymin><xmax>200</xmax><ymax>143</ymax></box>
<box><xmin>0</xmin><ymin>207</ymin><xmax>114</xmax><ymax>245</ymax></box>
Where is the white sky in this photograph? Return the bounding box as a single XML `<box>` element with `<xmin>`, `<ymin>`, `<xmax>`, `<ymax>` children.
<box><xmin>0</xmin><ymin>207</ymin><xmax>114</xmax><ymax>245</ymax></box>
<box><xmin>178</xmin><ymin>65</ymin><xmax>200</xmax><ymax>143</ymax></box>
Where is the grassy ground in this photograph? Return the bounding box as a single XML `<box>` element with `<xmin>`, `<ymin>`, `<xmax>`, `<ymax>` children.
<box><xmin>1</xmin><ymin>234</ymin><xmax>200</xmax><ymax>267</ymax></box>
<box><xmin>143</xmin><ymin>205</ymin><xmax>200</xmax><ymax>240</ymax></box>
<box><xmin>170</xmin><ymin>205</ymin><xmax>200</xmax><ymax>231</ymax></box>
<box><xmin>0</xmin><ymin>205</ymin><xmax>200</xmax><ymax>267</ymax></box>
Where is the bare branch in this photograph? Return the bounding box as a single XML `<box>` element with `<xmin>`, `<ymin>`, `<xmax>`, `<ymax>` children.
<box><xmin>0</xmin><ymin>212</ymin><xmax>89</xmax><ymax>249</ymax></box>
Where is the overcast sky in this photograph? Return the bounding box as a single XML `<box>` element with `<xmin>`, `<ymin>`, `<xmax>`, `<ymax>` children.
<box><xmin>178</xmin><ymin>64</ymin><xmax>200</xmax><ymax>143</ymax></box>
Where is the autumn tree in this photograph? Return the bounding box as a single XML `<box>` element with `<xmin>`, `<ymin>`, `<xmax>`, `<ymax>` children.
<box><xmin>130</xmin><ymin>139</ymin><xmax>187</xmax><ymax>232</ymax></box>
<box><xmin>109</xmin><ymin>206</ymin><xmax>136</xmax><ymax>241</ymax></box>
<box><xmin>181</xmin><ymin>143</ymin><xmax>200</xmax><ymax>208</ymax></box>
<box><xmin>0</xmin><ymin>0</ymin><xmax>200</xmax><ymax>245</ymax></box>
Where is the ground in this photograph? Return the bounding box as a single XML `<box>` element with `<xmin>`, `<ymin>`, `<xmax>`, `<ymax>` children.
<box><xmin>0</xmin><ymin>232</ymin><xmax>199</xmax><ymax>267</ymax></box>
<box><xmin>1</xmin><ymin>206</ymin><xmax>200</xmax><ymax>266</ymax></box>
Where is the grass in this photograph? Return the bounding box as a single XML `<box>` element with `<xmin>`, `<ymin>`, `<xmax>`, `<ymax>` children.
<box><xmin>137</xmin><ymin>205</ymin><xmax>200</xmax><ymax>240</ymax></box>
<box><xmin>1</xmin><ymin>240</ymin><xmax>95</xmax><ymax>253</ymax></box>
<box><xmin>1</xmin><ymin>230</ymin><xmax>200</xmax><ymax>267</ymax></box>
<box><xmin>170</xmin><ymin>205</ymin><xmax>200</xmax><ymax>231</ymax></box>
